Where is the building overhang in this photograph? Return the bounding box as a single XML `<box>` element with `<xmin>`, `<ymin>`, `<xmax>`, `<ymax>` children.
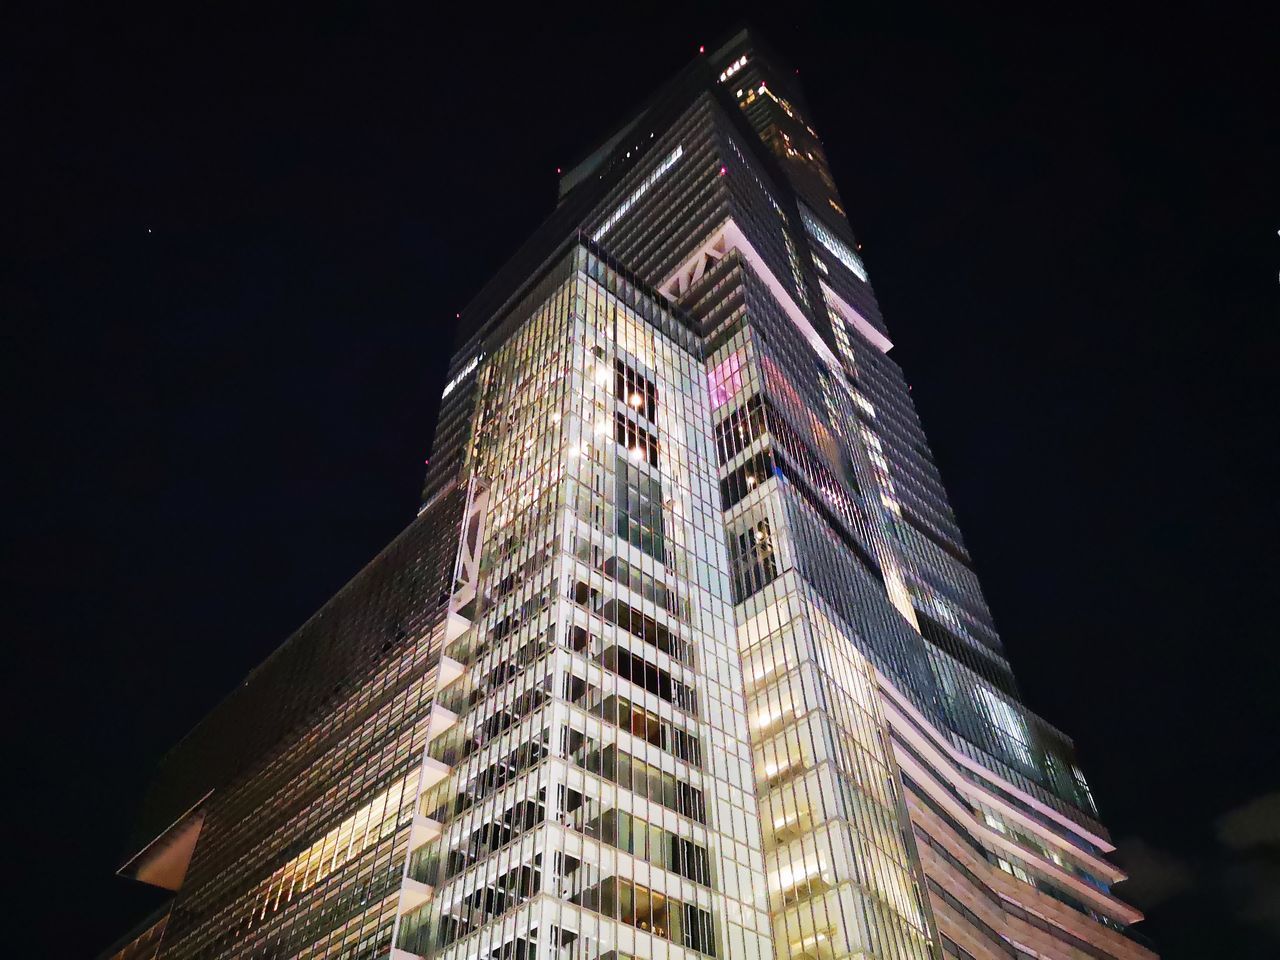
<box><xmin>117</xmin><ymin>792</ymin><xmax>210</xmax><ymax>891</ymax></box>
<box><xmin>660</xmin><ymin>216</ymin><xmax>866</xmax><ymax>387</ymax></box>
<box><xmin>819</xmin><ymin>278</ymin><xmax>894</xmax><ymax>353</ymax></box>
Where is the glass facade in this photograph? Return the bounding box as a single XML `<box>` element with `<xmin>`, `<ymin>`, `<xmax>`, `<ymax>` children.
<box><xmin>104</xmin><ymin>28</ymin><xmax>1156</xmax><ymax>960</ymax></box>
<box><xmin>393</xmin><ymin>253</ymin><xmax>772</xmax><ymax>960</ymax></box>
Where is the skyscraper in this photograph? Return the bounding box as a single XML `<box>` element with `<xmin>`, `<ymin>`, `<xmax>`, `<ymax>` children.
<box><xmin>103</xmin><ymin>29</ymin><xmax>1157</xmax><ymax>960</ymax></box>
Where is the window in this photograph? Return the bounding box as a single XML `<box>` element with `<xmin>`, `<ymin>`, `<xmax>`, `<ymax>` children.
<box><xmin>708</xmin><ymin>350</ymin><xmax>746</xmax><ymax>411</ymax></box>
<box><xmin>721</xmin><ymin>450</ymin><xmax>774</xmax><ymax>511</ymax></box>
<box><xmin>800</xmin><ymin>205</ymin><xmax>868</xmax><ymax>282</ymax></box>
<box><xmin>571</xmin><ymin>877</ymin><xmax>717</xmax><ymax>956</ymax></box>
<box><xmin>975</xmin><ymin>686</ymin><xmax>1035</xmax><ymax>770</ymax></box>
<box><xmin>728</xmin><ymin>518</ymin><xmax>779</xmax><ymax>603</ymax></box>
<box><xmin>714</xmin><ymin>395</ymin><xmax>766</xmax><ymax>464</ymax></box>
<box><xmin>599</xmin><ymin>646</ymin><xmax>698</xmax><ymax>715</ymax></box>
<box><xmin>595</xmin><ymin>809</ymin><xmax>711</xmax><ymax>884</ymax></box>
<box><xmin>599</xmin><ymin>597</ymin><xmax>688</xmax><ymax>664</ymax></box>
<box><xmin>601</xmin><ymin>553</ymin><xmax>678</xmax><ymax>615</ymax></box>
<box><xmin>615</xmin><ymin>457</ymin><xmax>665</xmax><ymax>561</ymax></box>
<box><xmin>573</xmin><ymin>744</ymin><xmax>706</xmax><ymax>822</ymax></box>
<box><xmin>615</xmin><ymin>359</ymin><xmax>657</xmax><ymax>421</ymax></box>
<box><xmin>615</xmin><ymin>413</ymin><xmax>659</xmax><ymax>467</ymax></box>
<box><xmin>592</xmin><ymin>695</ymin><xmax>702</xmax><ymax>765</ymax></box>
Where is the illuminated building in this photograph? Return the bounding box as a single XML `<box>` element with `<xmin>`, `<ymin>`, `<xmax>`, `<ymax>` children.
<box><xmin>103</xmin><ymin>29</ymin><xmax>1157</xmax><ymax>960</ymax></box>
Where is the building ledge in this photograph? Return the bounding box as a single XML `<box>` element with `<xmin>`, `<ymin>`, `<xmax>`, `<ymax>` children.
<box><xmin>438</xmin><ymin>654</ymin><xmax>465</xmax><ymax>689</ymax></box>
<box><xmin>420</xmin><ymin>754</ymin><xmax>451</xmax><ymax>791</ymax></box>
<box><xmin>426</xmin><ymin>703</ymin><xmax>458</xmax><ymax>741</ymax></box>
<box><xmin>409</xmin><ymin>814</ymin><xmax>442</xmax><ymax>851</ymax></box>
<box><xmin>399</xmin><ymin>876</ymin><xmax>434</xmax><ymax>914</ymax></box>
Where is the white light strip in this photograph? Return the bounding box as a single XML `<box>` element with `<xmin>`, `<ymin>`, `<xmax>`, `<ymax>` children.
<box><xmin>718</xmin><ymin>54</ymin><xmax>748</xmax><ymax>82</ymax></box>
<box><xmin>801</xmin><ymin>206</ymin><xmax>869</xmax><ymax>282</ymax></box>
<box><xmin>591</xmin><ymin>145</ymin><xmax>683</xmax><ymax>242</ymax></box>
<box><xmin>441</xmin><ymin>353</ymin><xmax>482</xmax><ymax>399</ymax></box>
<box><xmin>821</xmin><ymin>280</ymin><xmax>894</xmax><ymax>354</ymax></box>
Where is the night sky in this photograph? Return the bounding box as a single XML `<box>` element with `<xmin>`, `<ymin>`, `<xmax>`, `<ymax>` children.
<box><xmin>8</xmin><ymin>4</ymin><xmax>1279</xmax><ymax>958</ymax></box>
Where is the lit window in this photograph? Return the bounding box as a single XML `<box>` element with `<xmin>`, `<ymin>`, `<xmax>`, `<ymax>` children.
<box><xmin>976</xmin><ymin>686</ymin><xmax>1035</xmax><ymax>769</ymax></box>
<box><xmin>441</xmin><ymin>353</ymin><xmax>482</xmax><ymax>398</ymax></box>
<box><xmin>1072</xmin><ymin>765</ymin><xmax>1098</xmax><ymax>813</ymax></box>
<box><xmin>719</xmin><ymin>54</ymin><xmax>749</xmax><ymax>82</ymax></box>
<box><xmin>800</xmin><ymin>206</ymin><xmax>869</xmax><ymax>282</ymax></box>
<box><xmin>707</xmin><ymin>350</ymin><xmax>746</xmax><ymax>411</ymax></box>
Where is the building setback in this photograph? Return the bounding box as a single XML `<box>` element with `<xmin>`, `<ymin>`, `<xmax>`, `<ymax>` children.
<box><xmin>103</xmin><ymin>29</ymin><xmax>1158</xmax><ymax>960</ymax></box>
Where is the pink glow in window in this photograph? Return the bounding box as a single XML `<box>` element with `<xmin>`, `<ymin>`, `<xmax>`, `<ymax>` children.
<box><xmin>708</xmin><ymin>351</ymin><xmax>745</xmax><ymax>411</ymax></box>
<box><xmin>760</xmin><ymin>353</ymin><xmax>805</xmax><ymax>416</ymax></box>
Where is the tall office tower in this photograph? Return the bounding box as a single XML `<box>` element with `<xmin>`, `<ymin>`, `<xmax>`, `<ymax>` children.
<box><xmin>104</xmin><ymin>29</ymin><xmax>1157</xmax><ymax>960</ymax></box>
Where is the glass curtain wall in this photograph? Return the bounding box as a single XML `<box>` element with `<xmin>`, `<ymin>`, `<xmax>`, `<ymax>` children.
<box><xmin>396</xmin><ymin>248</ymin><xmax>772</xmax><ymax>960</ymax></box>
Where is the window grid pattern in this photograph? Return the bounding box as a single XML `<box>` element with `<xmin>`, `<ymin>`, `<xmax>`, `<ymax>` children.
<box><xmin>115</xmin><ymin>43</ymin><xmax>1151</xmax><ymax>960</ymax></box>
<box><xmin>397</xmin><ymin>257</ymin><xmax>771</xmax><ymax>960</ymax></box>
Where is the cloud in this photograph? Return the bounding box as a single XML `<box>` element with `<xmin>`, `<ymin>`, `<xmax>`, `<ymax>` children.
<box><xmin>1217</xmin><ymin>792</ymin><xmax>1280</xmax><ymax>851</ymax></box>
<box><xmin>1217</xmin><ymin>792</ymin><xmax>1280</xmax><ymax>940</ymax></box>
<box><xmin>1113</xmin><ymin>836</ymin><xmax>1195</xmax><ymax>908</ymax></box>
<box><xmin>1112</xmin><ymin>795</ymin><xmax>1280</xmax><ymax>949</ymax></box>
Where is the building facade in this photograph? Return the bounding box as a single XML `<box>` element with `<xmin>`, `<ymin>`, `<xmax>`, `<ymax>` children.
<box><xmin>105</xmin><ymin>30</ymin><xmax>1157</xmax><ymax>960</ymax></box>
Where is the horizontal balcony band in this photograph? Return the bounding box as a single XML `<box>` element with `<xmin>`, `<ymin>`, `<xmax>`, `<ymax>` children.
<box><xmin>399</xmin><ymin>876</ymin><xmax>434</xmax><ymax>914</ymax></box>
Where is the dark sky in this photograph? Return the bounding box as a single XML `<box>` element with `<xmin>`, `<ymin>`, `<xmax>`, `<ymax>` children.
<box><xmin>7</xmin><ymin>3</ymin><xmax>1278</xmax><ymax>958</ymax></box>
